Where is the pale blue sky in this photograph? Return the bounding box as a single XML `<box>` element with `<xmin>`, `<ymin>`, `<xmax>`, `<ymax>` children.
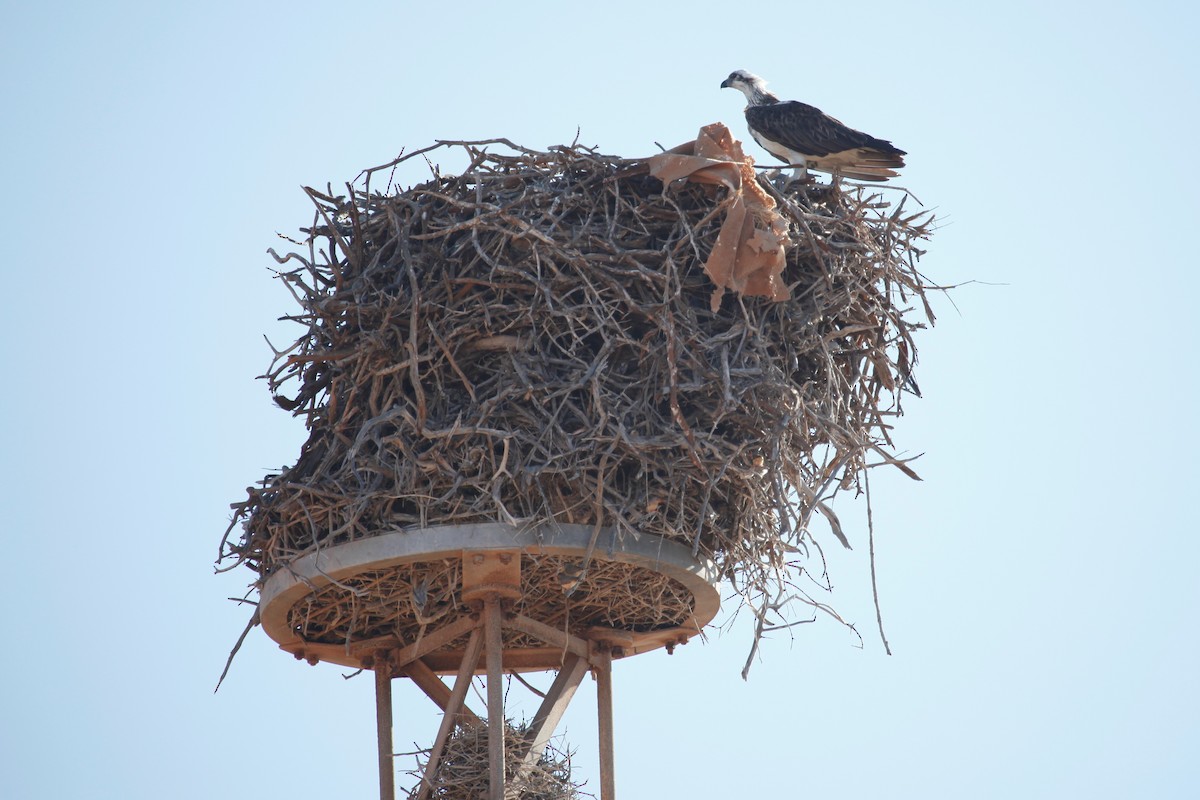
<box><xmin>2</xmin><ymin>1</ymin><xmax>1198</xmax><ymax>798</ymax></box>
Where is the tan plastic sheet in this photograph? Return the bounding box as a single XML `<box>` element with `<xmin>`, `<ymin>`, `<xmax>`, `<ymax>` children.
<box><xmin>648</xmin><ymin>122</ymin><xmax>791</xmax><ymax>312</ymax></box>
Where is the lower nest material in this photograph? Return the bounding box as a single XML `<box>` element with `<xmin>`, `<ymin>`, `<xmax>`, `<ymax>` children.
<box><xmin>287</xmin><ymin>554</ymin><xmax>694</xmax><ymax>648</ymax></box>
<box><xmin>406</xmin><ymin>721</ymin><xmax>580</xmax><ymax>800</ymax></box>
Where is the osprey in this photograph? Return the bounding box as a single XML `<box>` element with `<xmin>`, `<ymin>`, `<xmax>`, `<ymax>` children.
<box><xmin>721</xmin><ymin>69</ymin><xmax>906</xmax><ymax>182</ymax></box>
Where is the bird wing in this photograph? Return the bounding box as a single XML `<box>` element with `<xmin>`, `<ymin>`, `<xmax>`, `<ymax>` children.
<box><xmin>745</xmin><ymin>101</ymin><xmax>904</xmax><ymax>159</ymax></box>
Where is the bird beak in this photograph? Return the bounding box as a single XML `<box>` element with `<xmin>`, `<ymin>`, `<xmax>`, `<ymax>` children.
<box><xmin>720</xmin><ymin>78</ymin><xmax>731</xmax><ymax>89</ymax></box>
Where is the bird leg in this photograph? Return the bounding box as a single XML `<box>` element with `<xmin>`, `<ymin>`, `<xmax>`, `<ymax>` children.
<box><xmin>786</xmin><ymin>161</ymin><xmax>814</xmax><ymax>185</ymax></box>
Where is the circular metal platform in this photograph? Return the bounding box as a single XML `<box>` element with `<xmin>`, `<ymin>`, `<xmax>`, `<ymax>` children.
<box><xmin>259</xmin><ymin>523</ymin><xmax>722</xmax><ymax>671</ymax></box>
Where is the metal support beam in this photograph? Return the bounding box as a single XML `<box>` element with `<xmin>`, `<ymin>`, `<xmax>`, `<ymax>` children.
<box><xmin>484</xmin><ymin>597</ymin><xmax>506</xmax><ymax>800</ymax></box>
<box><xmin>388</xmin><ymin>614</ymin><xmax>478</xmax><ymax>670</ymax></box>
<box><xmin>595</xmin><ymin>648</ymin><xmax>616</xmax><ymax>800</ymax></box>
<box><xmin>511</xmin><ymin>653</ymin><xmax>590</xmax><ymax>786</ymax></box>
<box><xmin>403</xmin><ymin>657</ymin><xmax>482</xmax><ymax>726</ymax></box>
<box><xmin>505</xmin><ymin>613</ymin><xmax>591</xmax><ymax>660</ymax></box>
<box><xmin>374</xmin><ymin>652</ymin><xmax>396</xmax><ymax>800</ymax></box>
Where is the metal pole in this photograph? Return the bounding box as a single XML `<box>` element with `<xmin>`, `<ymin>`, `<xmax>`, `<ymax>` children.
<box><xmin>374</xmin><ymin>653</ymin><xmax>396</xmax><ymax>800</ymax></box>
<box><xmin>596</xmin><ymin>648</ymin><xmax>616</xmax><ymax>800</ymax></box>
<box><xmin>484</xmin><ymin>596</ymin><xmax>506</xmax><ymax>800</ymax></box>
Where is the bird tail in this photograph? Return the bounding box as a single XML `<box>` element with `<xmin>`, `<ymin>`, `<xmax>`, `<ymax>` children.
<box><xmin>814</xmin><ymin>147</ymin><xmax>906</xmax><ymax>182</ymax></box>
<box><xmin>838</xmin><ymin>166</ymin><xmax>902</xmax><ymax>182</ymax></box>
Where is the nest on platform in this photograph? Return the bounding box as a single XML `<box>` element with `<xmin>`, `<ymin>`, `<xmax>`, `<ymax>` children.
<box><xmin>287</xmin><ymin>554</ymin><xmax>694</xmax><ymax>649</ymax></box>
<box><xmin>405</xmin><ymin>721</ymin><xmax>580</xmax><ymax>800</ymax></box>
<box><xmin>220</xmin><ymin>128</ymin><xmax>935</xmax><ymax>651</ymax></box>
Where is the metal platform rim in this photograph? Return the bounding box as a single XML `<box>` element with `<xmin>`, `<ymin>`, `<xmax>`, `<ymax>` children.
<box><xmin>259</xmin><ymin>522</ymin><xmax>722</xmax><ymax>670</ymax></box>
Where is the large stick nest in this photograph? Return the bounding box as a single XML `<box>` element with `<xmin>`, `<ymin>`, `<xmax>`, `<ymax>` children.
<box><xmin>221</xmin><ymin>132</ymin><xmax>935</xmax><ymax>645</ymax></box>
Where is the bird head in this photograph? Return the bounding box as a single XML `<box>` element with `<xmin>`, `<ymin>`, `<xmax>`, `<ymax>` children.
<box><xmin>720</xmin><ymin>70</ymin><xmax>773</xmax><ymax>104</ymax></box>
